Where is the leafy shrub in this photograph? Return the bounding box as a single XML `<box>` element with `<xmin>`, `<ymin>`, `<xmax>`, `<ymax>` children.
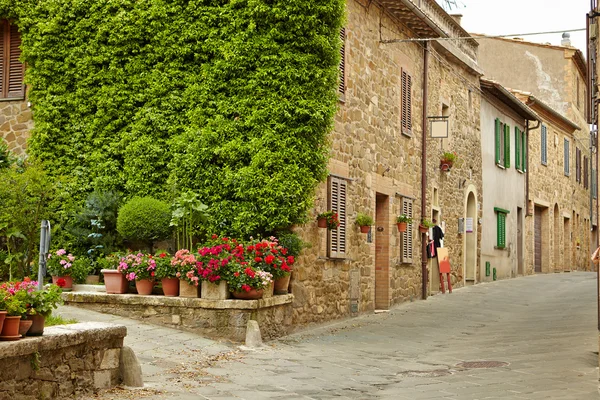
<box><xmin>355</xmin><ymin>213</ymin><xmax>373</xmax><ymax>226</ymax></box>
<box><xmin>276</xmin><ymin>232</ymin><xmax>309</xmax><ymax>257</ymax></box>
<box><xmin>117</xmin><ymin>197</ymin><xmax>172</xmax><ymax>243</ymax></box>
<box><xmin>70</xmin><ymin>257</ymin><xmax>93</xmax><ymax>284</ymax></box>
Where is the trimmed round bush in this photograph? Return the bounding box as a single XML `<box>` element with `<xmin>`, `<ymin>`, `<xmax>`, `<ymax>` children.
<box><xmin>117</xmin><ymin>197</ymin><xmax>172</xmax><ymax>242</ymax></box>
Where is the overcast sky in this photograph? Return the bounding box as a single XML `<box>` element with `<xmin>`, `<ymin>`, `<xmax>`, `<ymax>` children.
<box><xmin>449</xmin><ymin>0</ymin><xmax>590</xmax><ymax>54</ymax></box>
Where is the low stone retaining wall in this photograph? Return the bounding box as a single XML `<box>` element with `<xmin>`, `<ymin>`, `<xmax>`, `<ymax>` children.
<box><xmin>0</xmin><ymin>322</ymin><xmax>126</xmax><ymax>400</ymax></box>
<box><xmin>63</xmin><ymin>292</ymin><xmax>294</xmax><ymax>342</ymax></box>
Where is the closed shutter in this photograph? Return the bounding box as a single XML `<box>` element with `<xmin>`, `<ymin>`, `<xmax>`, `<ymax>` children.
<box><xmin>541</xmin><ymin>125</ymin><xmax>547</xmax><ymax>165</ymax></box>
<box><xmin>401</xmin><ymin>198</ymin><xmax>413</xmax><ymax>263</ymax></box>
<box><xmin>522</xmin><ymin>130</ymin><xmax>527</xmax><ymax>172</ymax></box>
<box><xmin>0</xmin><ymin>22</ymin><xmax>4</xmax><ymax>98</ymax></box>
<box><xmin>401</xmin><ymin>69</ymin><xmax>412</xmax><ymax>136</ymax></box>
<box><xmin>515</xmin><ymin>127</ymin><xmax>521</xmax><ymax>170</ymax></box>
<box><xmin>328</xmin><ymin>176</ymin><xmax>347</xmax><ymax>258</ymax></box>
<box><xmin>497</xmin><ymin>212</ymin><xmax>506</xmax><ymax>248</ymax></box>
<box><xmin>564</xmin><ymin>139</ymin><xmax>570</xmax><ymax>176</ymax></box>
<box><xmin>7</xmin><ymin>23</ymin><xmax>23</xmax><ymax>98</ymax></box>
<box><xmin>504</xmin><ymin>123</ymin><xmax>510</xmax><ymax>168</ymax></box>
<box><xmin>495</xmin><ymin>118</ymin><xmax>501</xmax><ymax>164</ymax></box>
<box><xmin>576</xmin><ymin>148</ymin><xmax>581</xmax><ymax>182</ymax></box>
<box><xmin>338</xmin><ymin>28</ymin><xmax>345</xmax><ymax>95</ymax></box>
<box><xmin>584</xmin><ymin>156</ymin><xmax>588</xmax><ymax>189</ymax></box>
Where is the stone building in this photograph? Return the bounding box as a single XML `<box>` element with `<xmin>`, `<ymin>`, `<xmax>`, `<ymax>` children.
<box><xmin>291</xmin><ymin>0</ymin><xmax>483</xmax><ymax>326</ymax></box>
<box><xmin>0</xmin><ymin>19</ymin><xmax>31</xmax><ymax>155</ymax></box>
<box><xmin>479</xmin><ymin>79</ymin><xmax>539</xmax><ymax>281</ymax></box>
<box><xmin>476</xmin><ymin>36</ymin><xmax>596</xmax><ymax>271</ymax></box>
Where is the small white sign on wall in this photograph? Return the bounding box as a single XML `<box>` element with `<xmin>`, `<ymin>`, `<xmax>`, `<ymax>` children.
<box><xmin>465</xmin><ymin>217</ymin><xmax>474</xmax><ymax>233</ymax></box>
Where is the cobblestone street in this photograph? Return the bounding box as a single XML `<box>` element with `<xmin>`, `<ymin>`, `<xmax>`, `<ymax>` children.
<box><xmin>60</xmin><ymin>272</ymin><xmax>599</xmax><ymax>399</ymax></box>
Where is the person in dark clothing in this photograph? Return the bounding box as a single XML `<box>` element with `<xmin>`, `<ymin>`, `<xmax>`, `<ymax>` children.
<box><xmin>432</xmin><ymin>218</ymin><xmax>444</xmax><ymax>257</ymax></box>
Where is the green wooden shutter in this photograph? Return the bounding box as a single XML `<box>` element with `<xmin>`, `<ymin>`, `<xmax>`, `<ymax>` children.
<box><xmin>522</xmin><ymin>130</ymin><xmax>527</xmax><ymax>172</ymax></box>
<box><xmin>497</xmin><ymin>212</ymin><xmax>506</xmax><ymax>248</ymax></box>
<box><xmin>504</xmin><ymin>124</ymin><xmax>510</xmax><ymax>168</ymax></box>
<box><xmin>515</xmin><ymin>127</ymin><xmax>521</xmax><ymax>170</ymax></box>
<box><xmin>495</xmin><ymin>118</ymin><xmax>501</xmax><ymax>164</ymax></box>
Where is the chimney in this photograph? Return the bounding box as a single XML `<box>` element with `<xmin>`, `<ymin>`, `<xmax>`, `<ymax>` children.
<box><xmin>450</xmin><ymin>14</ymin><xmax>463</xmax><ymax>26</ymax></box>
<box><xmin>561</xmin><ymin>32</ymin><xmax>572</xmax><ymax>46</ymax></box>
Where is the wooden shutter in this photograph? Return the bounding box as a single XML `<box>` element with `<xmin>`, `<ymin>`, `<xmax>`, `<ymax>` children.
<box><xmin>564</xmin><ymin>139</ymin><xmax>570</xmax><ymax>176</ymax></box>
<box><xmin>593</xmin><ymin>169</ymin><xmax>597</xmax><ymax>199</ymax></box>
<box><xmin>401</xmin><ymin>198</ymin><xmax>413</xmax><ymax>263</ymax></box>
<box><xmin>504</xmin><ymin>123</ymin><xmax>510</xmax><ymax>168</ymax></box>
<box><xmin>541</xmin><ymin>125</ymin><xmax>547</xmax><ymax>165</ymax></box>
<box><xmin>495</xmin><ymin>118</ymin><xmax>501</xmax><ymax>164</ymax></box>
<box><xmin>0</xmin><ymin>21</ymin><xmax>4</xmax><ymax>98</ymax></box>
<box><xmin>401</xmin><ymin>69</ymin><xmax>412</xmax><ymax>136</ymax></box>
<box><xmin>522</xmin><ymin>130</ymin><xmax>527</xmax><ymax>172</ymax></box>
<box><xmin>584</xmin><ymin>156</ymin><xmax>589</xmax><ymax>189</ymax></box>
<box><xmin>497</xmin><ymin>212</ymin><xmax>506</xmax><ymax>248</ymax></box>
<box><xmin>7</xmin><ymin>23</ymin><xmax>23</xmax><ymax>98</ymax></box>
<box><xmin>515</xmin><ymin>127</ymin><xmax>521</xmax><ymax>170</ymax></box>
<box><xmin>328</xmin><ymin>176</ymin><xmax>347</xmax><ymax>258</ymax></box>
<box><xmin>338</xmin><ymin>28</ymin><xmax>345</xmax><ymax>95</ymax></box>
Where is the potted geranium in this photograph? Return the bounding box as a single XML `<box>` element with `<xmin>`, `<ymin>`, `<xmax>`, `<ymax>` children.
<box><xmin>172</xmin><ymin>249</ymin><xmax>200</xmax><ymax>298</ymax></box>
<box><xmin>440</xmin><ymin>151</ymin><xmax>458</xmax><ymax>171</ymax></box>
<box><xmin>419</xmin><ymin>219</ymin><xmax>434</xmax><ymax>233</ymax></box>
<box><xmin>317</xmin><ymin>211</ymin><xmax>340</xmax><ymax>229</ymax></box>
<box><xmin>355</xmin><ymin>213</ymin><xmax>373</xmax><ymax>233</ymax></box>
<box><xmin>154</xmin><ymin>251</ymin><xmax>178</xmax><ymax>297</ymax></box>
<box><xmin>396</xmin><ymin>214</ymin><xmax>413</xmax><ymax>232</ymax></box>
<box><xmin>118</xmin><ymin>252</ymin><xmax>157</xmax><ymax>295</ymax></box>
<box><xmin>25</xmin><ymin>283</ymin><xmax>63</xmax><ymax>336</ymax></box>
<box><xmin>47</xmin><ymin>249</ymin><xmax>75</xmax><ymax>290</ymax></box>
<box><xmin>196</xmin><ymin>236</ymin><xmax>241</xmax><ymax>300</ymax></box>
<box><xmin>99</xmin><ymin>253</ymin><xmax>128</xmax><ymax>294</ymax></box>
<box><xmin>0</xmin><ymin>286</ymin><xmax>27</xmax><ymax>339</ymax></box>
<box><xmin>226</xmin><ymin>262</ymin><xmax>273</xmax><ymax>300</ymax></box>
<box><xmin>247</xmin><ymin>237</ymin><xmax>294</xmax><ymax>296</ymax></box>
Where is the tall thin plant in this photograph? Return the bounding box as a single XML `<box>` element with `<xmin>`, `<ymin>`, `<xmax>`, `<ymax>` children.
<box><xmin>170</xmin><ymin>192</ymin><xmax>209</xmax><ymax>250</ymax></box>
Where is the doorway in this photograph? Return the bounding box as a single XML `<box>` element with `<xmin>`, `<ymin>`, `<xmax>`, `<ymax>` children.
<box><xmin>374</xmin><ymin>193</ymin><xmax>390</xmax><ymax>310</ymax></box>
<box><xmin>534</xmin><ymin>206</ymin><xmax>543</xmax><ymax>273</ymax></box>
<box><xmin>564</xmin><ymin>216</ymin><xmax>571</xmax><ymax>271</ymax></box>
<box><xmin>517</xmin><ymin>207</ymin><xmax>523</xmax><ymax>275</ymax></box>
<box><xmin>553</xmin><ymin>204</ymin><xmax>561</xmax><ymax>272</ymax></box>
<box><xmin>464</xmin><ymin>191</ymin><xmax>477</xmax><ymax>283</ymax></box>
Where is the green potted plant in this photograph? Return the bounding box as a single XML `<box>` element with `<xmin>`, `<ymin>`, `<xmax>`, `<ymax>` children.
<box><xmin>396</xmin><ymin>214</ymin><xmax>413</xmax><ymax>232</ymax></box>
<box><xmin>226</xmin><ymin>262</ymin><xmax>273</xmax><ymax>300</ymax></box>
<box><xmin>154</xmin><ymin>251</ymin><xmax>178</xmax><ymax>297</ymax></box>
<box><xmin>118</xmin><ymin>252</ymin><xmax>157</xmax><ymax>295</ymax></box>
<box><xmin>316</xmin><ymin>211</ymin><xmax>340</xmax><ymax>230</ymax></box>
<box><xmin>419</xmin><ymin>218</ymin><xmax>434</xmax><ymax>233</ymax></box>
<box><xmin>246</xmin><ymin>238</ymin><xmax>295</xmax><ymax>296</ymax></box>
<box><xmin>46</xmin><ymin>249</ymin><xmax>75</xmax><ymax>290</ymax></box>
<box><xmin>355</xmin><ymin>213</ymin><xmax>373</xmax><ymax>233</ymax></box>
<box><xmin>99</xmin><ymin>253</ymin><xmax>129</xmax><ymax>294</ymax></box>
<box><xmin>26</xmin><ymin>283</ymin><xmax>63</xmax><ymax>336</ymax></box>
<box><xmin>440</xmin><ymin>151</ymin><xmax>458</xmax><ymax>171</ymax></box>
<box><xmin>0</xmin><ymin>287</ymin><xmax>27</xmax><ymax>339</ymax></box>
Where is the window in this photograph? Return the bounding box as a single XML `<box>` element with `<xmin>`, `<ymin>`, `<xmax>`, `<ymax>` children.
<box><xmin>564</xmin><ymin>139</ymin><xmax>570</xmax><ymax>176</ymax></box>
<box><xmin>576</xmin><ymin>147</ymin><xmax>581</xmax><ymax>183</ymax></box>
<box><xmin>541</xmin><ymin>124</ymin><xmax>548</xmax><ymax>165</ymax></box>
<box><xmin>400</xmin><ymin>197</ymin><xmax>413</xmax><ymax>263</ymax></box>
<box><xmin>494</xmin><ymin>207</ymin><xmax>509</xmax><ymax>249</ymax></box>
<box><xmin>584</xmin><ymin>155</ymin><xmax>589</xmax><ymax>189</ymax></box>
<box><xmin>401</xmin><ymin>69</ymin><xmax>412</xmax><ymax>136</ymax></box>
<box><xmin>0</xmin><ymin>20</ymin><xmax>25</xmax><ymax>99</ymax></box>
<box><xmin>328</xmin><ymin>176</ymin><xmax>347</xmax><ymax>258</ymax></box>
<box><xmin>515</xmin><ymin>126</ymin><xmax>526</xmax><ymax>171</ymax></box>
<box><xmin>338</xmin><ymin>28</ymin><xmax>346</xmax><ymax>97</ymax></box>
<box><xmin>494</xmin><ymin>118</ymin><xmax>510</xmax><ymax>168</ymax></box>
<box><xmin>522</xmin><ymin>129</ymin><xmax>527</xmax><ymax>172</ymax></box>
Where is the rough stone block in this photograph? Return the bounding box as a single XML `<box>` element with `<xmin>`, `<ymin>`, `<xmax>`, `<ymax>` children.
<box><xmin>119</xmin><ymin>346</ymin><xmax>143</xmax><ymax>387</ymax></box>
<box><xmin>100</xmin><ymin>348</ymin><xmax>121</xmax><ymax>370</ymax></box>
<box><xmin>93</xmin><ymin>370</ymin><xmax>112</xmax><ymax>389</ymax></box>
<box><xmin>245</xmin><ymin>320</ymin><xmax>262</xmax><ymax>347</ymax></box>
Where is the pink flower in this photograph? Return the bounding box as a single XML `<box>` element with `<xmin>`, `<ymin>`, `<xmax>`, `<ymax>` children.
<box><xmin>56</xmin><ymin>249</ymin><xmax>67</xmax><ymax>256</ymax></box>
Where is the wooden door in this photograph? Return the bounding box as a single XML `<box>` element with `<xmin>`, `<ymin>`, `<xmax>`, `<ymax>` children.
<box><xmin>534</xmin><ymin>207</ymin><xmax>542</xmax><ymax>273</ymax></box>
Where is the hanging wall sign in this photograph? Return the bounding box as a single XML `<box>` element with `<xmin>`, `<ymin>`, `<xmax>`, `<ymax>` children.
<box><xmin>428</xmin><ymin>116</ymin><xmax>449</xmax><ymax>138</ymax></box>
<box><xmin>465</xmin><ymin>217</ymin><xmax>474</xmax><ymax>233</ymax></box>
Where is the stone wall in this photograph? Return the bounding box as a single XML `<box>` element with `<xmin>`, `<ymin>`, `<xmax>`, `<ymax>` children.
<box><xmin>63</xmin><ymin>293</ymin><xmax>294</xmax><ymax>342</ymax></box>
<box><xmin>0</xmin><ymin>99</ymin><xmax>33</xmax><ymax>155</ymax></box>
<box><xmin>0</xmin><ymin>322</ymin><xmax>125</xmax><ymax>400</ymax></box>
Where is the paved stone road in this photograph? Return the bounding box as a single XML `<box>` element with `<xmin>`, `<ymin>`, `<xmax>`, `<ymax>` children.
<box><xmin>59</xmin><ymin>272</ymin><xmax>599</xmax><ymax>399</ymax></box>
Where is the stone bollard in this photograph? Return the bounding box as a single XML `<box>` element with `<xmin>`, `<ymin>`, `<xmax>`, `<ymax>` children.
<box><xmin>245</xmin><ymin>320</ymin><xmax>262</xmax><ymax>347</ymax></box>
<box><xmin>119</xmin><ymin>346</ymin><xmax>144</xmax><ymax>387</ymax></box>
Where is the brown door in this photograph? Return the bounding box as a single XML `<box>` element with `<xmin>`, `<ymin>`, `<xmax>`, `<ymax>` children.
<box><xmin>375</xmin><ymin>194</ymin><xmax>390</xmax><ymax>310</ymax></box>
<box><xmin>534</xmin><ymin>207</ymin><xmax>542</xmax><ymax>273</ymax></box>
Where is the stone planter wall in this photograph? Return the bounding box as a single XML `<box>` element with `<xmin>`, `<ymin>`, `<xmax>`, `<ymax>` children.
<box><xmin>0</xmin><ymin>322</ymin><xmax>126</xmax><ymax>399</ymax></box>
<box><xmin>62</xmin><ymin>292</ymin><xmax>294</xmax><ymax>342</ymax></box>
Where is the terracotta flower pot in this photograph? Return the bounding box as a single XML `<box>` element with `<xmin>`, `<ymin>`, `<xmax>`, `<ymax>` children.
<box><xmin>101</xmin><ymin>269</ymin><xmax>129</xmax><ymax>294</ymax></box>
<box><xmin>397</xmin><ymin>222</ymin><xmax>407</xmax><ymax>232</ymax></box>
<box><xmin>27</xmin><ymin>314</ymin><xmax>45</xmax><ymax>336</ymax></box>
<box><xmin>179</xmin><ymin>279</ymin><xmax>200</xmax><ymax>298</ymax></box>
<box><xmin>232</xmin><ymin>288</ymin><xmax>264</xmax><ymax>300</ymax></box>
<box><xmin>0</xmin><ymin>316</ymin><xmax>22</xmax><ymax>340</ymax></box>
<box><xmin>135</xmin><ymin>279</ymin><xmax>155</xmax><ymax>295</ymax></box>
<box><xmin>359</xmin><ymin>225</ymin><xmax>370</xmax><ymax>233</ymax></box>
<box><xmin>19</xmin><ymin>319</ymin><xmax>33</xmax><ymax>337</ymax></box>
<box><xmin>201</xmin><ymin>281</ymin><xmax>229</xmax><ymax>300</ymax></box>
<box><xmin>317</xmin><ymin>217</ymin><xmax>328</xmax><ymax>228</ymax></box>
<box><xmin>0</xmin><ymin>311</ymin><xmax>6</xmax><ymax>334</ymax></box>
<box><xmin>161</xmin><ymin>277</ymin><xmax>180</xmax><ymax>297</ymax></box>
<box><xmin>52</xmin><ymin>275</ymin><xmax>73</xmax><ymax>290</ymax></box>
<box><xmin>274</xmin><ymin>274</ymin><xmax>291</xmax><ymax>295</ymax></box>
<box><xmin>418</xmin><ymin>224</ymin><xmax>429</xmax><ymax>233</ymax></box>
<box><xmin>440</xmin><ymin>161</ymin><xmax>453</xmax><ymax>171</ymax></box>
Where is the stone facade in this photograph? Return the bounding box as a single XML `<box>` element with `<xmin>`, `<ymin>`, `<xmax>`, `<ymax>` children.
<box><xmin>63</xmin><ymin>292</ymin><xmax>294</xmax><ymax>342</ymax></box>
<box><xmin>291</xmin><ymin>0</ymin><xmax>483</xmax><ymax>327</ymax></box>
<box><xmin>0</xmin><ymin>99</ymin><xmax>32</xmax><ymax>155</ymax></box>
<box><xmin>0</xmin><ymin>322</ymin><xmax>125</xmax><ymax>400</ymax></box>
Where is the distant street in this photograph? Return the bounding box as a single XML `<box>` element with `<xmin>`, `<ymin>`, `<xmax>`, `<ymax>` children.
<box><xmin>61</xmin><ymin>272</ymin><xmax>599</xmax><ymax>399</ymax></box>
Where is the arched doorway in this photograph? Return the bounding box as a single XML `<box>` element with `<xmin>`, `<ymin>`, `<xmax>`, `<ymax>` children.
<box><xmin>464</xmin><ymin>190</ymin><xmax>477</xmax><ymax>283</ymax></box>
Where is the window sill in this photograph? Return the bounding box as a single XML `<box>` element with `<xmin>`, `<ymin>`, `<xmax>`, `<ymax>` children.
<box><xmin>494</xmin><ymin>246</ymin><xmax>507</xmax><ymax>250</ymax></box>
<box><xmin>496</xmin><ymin>164</ymin><xmax>505</xmax><ymax>170</ymax></box>
<box><xmin>0</xmin><ymin>96</ymin><xmax>25</xmax><ymax>103</ymax></box>
<box><xmin>316</xmin><ymin>256</ymin><xmax>351</xmax><ymax>263</ymax></box>
<box><xmin>338</xmin><ymin>92</ymin><xmax>346</xmax><ymax>103</ymax></box>
<box><xmin>401</xmin><ymin>130</ymin><xmax>412</xmax><ymax>138</ymax></box>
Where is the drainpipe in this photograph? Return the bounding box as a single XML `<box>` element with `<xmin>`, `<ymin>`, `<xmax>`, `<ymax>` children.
<box><xmin>525</xmin><ymin>119</ymin><xmax>540</xmax><ymax>217</ymax></box>
<box><xmin>421</xmin><ymin>42</ymin><xmax>429</xmax><ymax>300</ymax></box>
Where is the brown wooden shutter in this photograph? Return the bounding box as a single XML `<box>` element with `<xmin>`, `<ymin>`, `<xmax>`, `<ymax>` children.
<box><xmin>0</xmin><ymin>21</ymin><xmax>5</xmax><ymax>98</ymax></box>
<box><xmin>401</xmin><ymin>198</ymin><xmax>413</xmax><ymax>263</ymax></box>
<box><xmin>328</xmin><ymin>176</ymin><xmax>347</xmax><ymax>258</ymax></box>
<box><xmin>338</xmin><ymin>28</ymin><xmax>345</xmax><ymax>95</ymax></box>
<box><xmin>584</xmin><ymin>156</ymin><xmax>589</xmax><ymax>189</ymax></box>
<box><xmin>401</xmin><ymin>69</ymin><xmax>412</xmax><ymax>136</ymax></box>
<box><xmin>7</xmin><ymin>23</ymin><xmax>23</xmax><ymax>98</ymax></box>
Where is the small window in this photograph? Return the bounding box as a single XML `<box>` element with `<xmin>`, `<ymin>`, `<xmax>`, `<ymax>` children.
<box><xmin>328</xmin><ymin>176</ymin><xmax>347</xmax><ymax>259</ymax></box>
<box><xmin>401</xmin><ymin>69</ymin><xmax>412</xmax><ymax>137</ymax></box>
<box><xmin>494</xmin><ymin>118</ymin><xmax>510</xmax><ymax>168</ymax></box>
<box><xmin>400</xmin><ymin>197</ymin><xmax>413</xmax><ymax>263</ymax></box>
<box><xmin>494</xmin><ymin>207</ymin><xmax>509</xmax><ymax>249</ymax></box>
<box><xmin>541</xmin><ymin>124</ymin><xmax>548</xmax><ymax>165</ymax></box>
<box><xmin>515</xmin><ymin>127</ymin><xmax>522</xmax><ymax>171</ymax></box>
<box><xmin>338</xmin><ymin>28</ymin><xmax>346</xmax><ymax>97</ymax></box>
<box><xmin>564</xmin><ymin>139</ymin><xmax>570</xmax><ymax>176</ymax></box>
<box><xmin>0</xmin><ymin>20</ymin><xmax>25</xmax><ymax>99</ymax></box>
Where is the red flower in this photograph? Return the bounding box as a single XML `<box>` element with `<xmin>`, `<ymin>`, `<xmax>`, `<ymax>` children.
<box><xmin>255</xmin><ymin>257</ymin><xmax>263</xmax><ymax>262</ymax></box>
<box><xmin>56</xmin><ymin>278</ymin><xmax>66</xmax><ymax>288</ymax></box>
<box><xmin>159</xmin><ymin>253</ymin><xmax>167</xmax><ymax>258</ymax></box>
<box><xmin>287</xmin><ymin>256</ymin><xmax>295</xmax><ymax>265</ymax></box>
<box><xmin>244</xmin><ymin>267</ymin><xmax>256</xmax><ymax>278</ymax></box>
<box><xmin>211</xmin><ymin>234</ymin><xmax>218</xmax><ymax>239</ymax></box>
<box><xmin>234</xmin><ymin>272</ymin><xmax>240</xmax><ymax>277</ymax></box>
<box><xmin>151</xmin><ymin>271</ymin><xmax>155</xmax><ymax>277</ymax></box>
<box><xmin>241</xmin><ymin>284</ymin><xmax>251</xmax><ymax>292</ymax></box>
<box><xmin>265</xmin><ymin>255</ymin><xmax>275</xmax><ymax>264</ymax></box>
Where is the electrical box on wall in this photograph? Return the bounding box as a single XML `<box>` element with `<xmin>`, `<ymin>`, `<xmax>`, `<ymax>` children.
<box><xmin>458</xmin><ymin>218</ymin><xmax>464</xmax><ymax>234</ymax></box>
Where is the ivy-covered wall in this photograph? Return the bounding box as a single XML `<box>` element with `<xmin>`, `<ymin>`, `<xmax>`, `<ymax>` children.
<box><xmin>4</xmin><ymin>0</ymin><xmax>344</xmax><ymax>238</ymax></box>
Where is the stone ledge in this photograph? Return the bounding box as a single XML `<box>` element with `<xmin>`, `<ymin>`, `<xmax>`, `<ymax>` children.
<box><xmin>63</xmin><ymin>292</ymin><xmax>294</xmax><ymax>310</ymax></box>
<box><xmin>0</xmin><ymin>322</ymin><xmax>126</xmax><ymax>359</ymax></box>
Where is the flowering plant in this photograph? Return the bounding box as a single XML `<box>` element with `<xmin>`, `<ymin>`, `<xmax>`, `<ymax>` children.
<box><xmin>0</xmin><ymin>279</ymin><xmax>37</xmax><ymax>316</ymax></box>
<box><xmin>396</xmin><ymin>214</ymin><xmax>412</xmax><ymax>223</ymax></box>
<box><xmin>26</xmin><ymin>284</ymin><xmax>63</xmax><ymax>317</ymax></box>
<box><xmin>196</xmin><ymin>236</ymin><xmax>243</xmax><ymax>284</ymax></box>
<box><xmin>47</xmin><ymin>249</ymin><xmax>75</xmax><ymax>277</ymax></box>
<box><xmin>171</xmin><ymin>249</ymin><xmax>199</xmax><ymax>286</ymax></box>
<box><xmin>246</xmin><ymin>238</ymin><xmax>293</xmax><ymax>280</ymax></box>
<box><xmin>118</xmin><ymin>252</ymin><xmax>157</xmax><ymax>281</ymax></box>
<box><xmin>226</xmin><ymin>261</ymin><xmax>273</xmax><ymax>293</ymax></box>
<box><xmin>153</xmin><ymin>251</ymin><xmax>176</xmax><ymax>279</ymax></box>
<box><xmin>441</xmin><ymin>151</ymin><xmax>458</xmax><ymax>163</ymax></box>
<box><xmin>317</xmin><ymin>211</ymin><xmax>340</xmax><ymax>229</ymax></box>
